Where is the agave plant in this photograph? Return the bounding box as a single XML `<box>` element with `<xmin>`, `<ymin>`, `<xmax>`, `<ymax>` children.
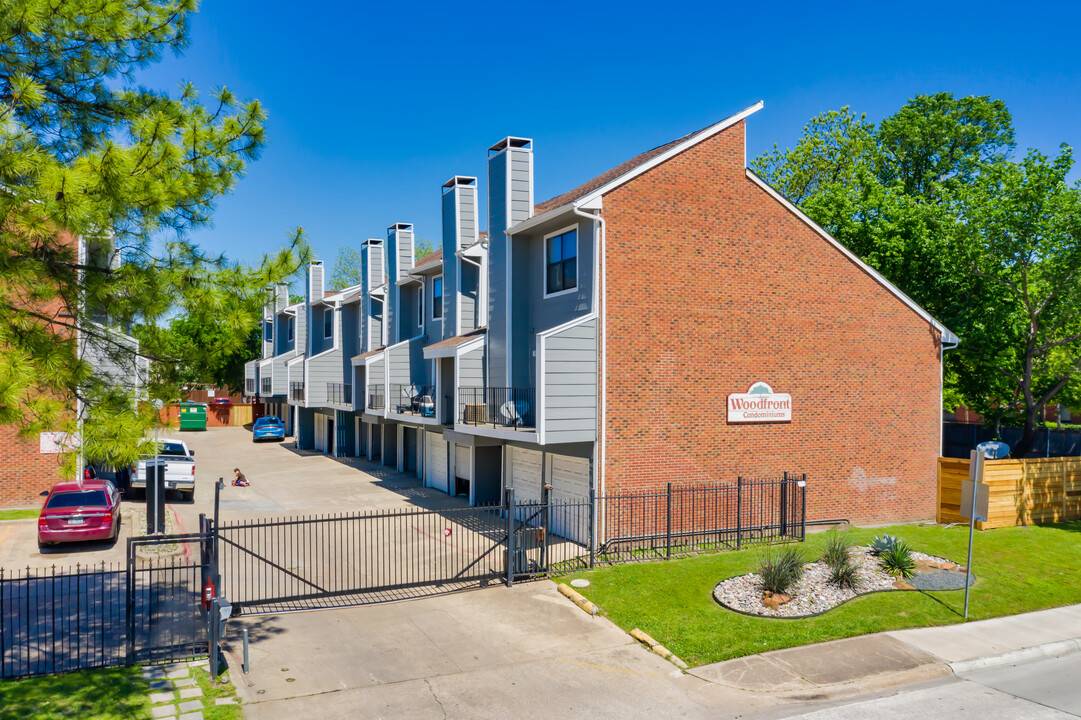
<box><xmin>869</xmin><ymin>534</ymin><xmax>903</xmax><ymax>557</ymax></box>
<box><xmin>879</xmin><ymin>541</ymin><xmax>917</xmax><ymax>578</ymax></box>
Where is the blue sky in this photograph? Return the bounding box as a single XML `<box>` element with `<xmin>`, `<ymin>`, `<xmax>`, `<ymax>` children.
<box><xmin>137</xmin><ymin>1</ymin><xmax>1081</xmax><ymax>269</ymax></box>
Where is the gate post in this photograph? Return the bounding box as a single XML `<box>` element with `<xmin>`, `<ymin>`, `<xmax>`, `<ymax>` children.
<box><xmin>125</xmin><ymin>538</ymin><xmax>136</xmax><ymax>664</ymax></box>
<box><xmin>780</xmin><ymin>472</ymin><xmax>789</xmax><ymax>538</ymax></box>
<box><xmin>665</xmin><ymin>482</ymin><xmax>672</xmax><ymax>560</ymax></box>
<box><xmin>505</xmin><ymin>487</ymin><xmax>515</xmax><ymax>588</ymax></box>
<box><xmin>801</xmin><ymin>473</ymin><xmax>807</xmax><ymax>541</ymax></box>
<box><xmin>736</xmin><ymin>477</ymin><xmax>743</xmax><ymax>550</ymax></box>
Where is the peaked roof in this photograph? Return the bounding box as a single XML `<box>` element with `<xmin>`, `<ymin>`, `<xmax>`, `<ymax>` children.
<box><xmin>533</xmin><ymin>101</ymin><xmax>764</xmax><ymax>215</ymax></box>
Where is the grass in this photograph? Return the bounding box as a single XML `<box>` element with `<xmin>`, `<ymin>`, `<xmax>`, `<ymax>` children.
<box><xmin>0</xmin><ymin>666</ymin><xmax>149</xmax><ymax>720</ymax></box>
<box><xmin>0</xmin><ymin>663</ymin><xmax>243</xmax><ymax>720</ymax></box>
<box><xmin>0</xmin><ymin>509</ymin><xmax>37</xmax><ymax>521</ymax></box>
<box><xmin>558</xmin><ymin>522</ymin><xmax>1081</xmax><ymax>667</ymax></box>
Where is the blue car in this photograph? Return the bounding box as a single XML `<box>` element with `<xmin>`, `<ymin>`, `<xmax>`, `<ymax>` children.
<box><xmin>252</xmin><ymin>416</ymin><xmax>286</xmax><ymax>442</ymax></box>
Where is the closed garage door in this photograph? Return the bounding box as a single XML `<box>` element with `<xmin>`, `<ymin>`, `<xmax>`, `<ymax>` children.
<box><xmin>550</xmin><ymin>454</ymin><xmax>590</xmax><ymax>543</ymax></box>
<box><xmin>510</xmin><ymin>448</ymin><xmax>542</xmax><ymax>523</ymax></box>
<box><xmin>454</xmin><ymin>444</ymin><xmax>472</xmax><ymax>498</ymax></box>
<box><xmin>426</xmin><ymin>432</ymin><xmax>449</xmax><ymax>494</ymax></box>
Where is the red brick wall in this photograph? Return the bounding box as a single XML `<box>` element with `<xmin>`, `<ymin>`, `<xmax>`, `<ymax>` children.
<box><xmin>0</xmin><ymin>424</ymin><xmax>67</xmax><ymax>508</ymax></box>
<box><xmin>601</xmin><ymin>120</ymin><xmax>943</xmax><ymax>525</ymax></box>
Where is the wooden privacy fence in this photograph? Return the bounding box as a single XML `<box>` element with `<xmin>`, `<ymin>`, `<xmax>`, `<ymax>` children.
<box><xmin>158</xmin><ymin>403</ymin><xmax>261</xmax><ymax>428</ymax></box>
<box><xmin>938</xmin><ymin>457</ymin><xmax>1081</xmax><ymax>529</ymax></box>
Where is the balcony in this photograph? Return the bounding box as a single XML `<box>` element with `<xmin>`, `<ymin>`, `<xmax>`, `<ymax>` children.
<box><xmin>458</xmin><ymin>387</ymin><xmax>535</xmax><ymax>430</ymax></box>
<box><xmin>367</xmin><ymin>385</ymin><xmax>385</xmax><ymax>411</ymax></box>
<box><xmin>261</xmin><ymin>377</ymin><xmax>272</xmax><ymax>395</ymax></box>
<box><xmin>327</xmin><ymin>382</ymin><xmax>352</xmax><ymax>406</ymax></box>
<box><xmin>290</xmin><ymin>382</ymin><xmax>305</xmax><ymax>402</ymax></box>
<box><xmin>390</xmin><ymin>384</ymin><xmax>436</xmax><ymax>418</ymax></box>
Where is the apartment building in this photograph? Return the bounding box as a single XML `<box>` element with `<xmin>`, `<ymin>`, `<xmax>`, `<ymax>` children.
<box><xmin>246</xmin><ymin>101</ymin><xmax>955</xmax><ymax>526</ymax></box>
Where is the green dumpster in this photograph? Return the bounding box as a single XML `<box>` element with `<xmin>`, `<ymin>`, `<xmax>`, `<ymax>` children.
<box><xmin>178</xmin><ymin>402</ymin><xmax>208</xmax><ymax>431</ymax></box>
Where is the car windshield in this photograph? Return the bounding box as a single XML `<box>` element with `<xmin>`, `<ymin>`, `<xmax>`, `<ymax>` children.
<box><xmin>158</xmin><ymin>442</ymin><xmax>188</xmax><ymax>457</ymax></box>
<box><xmin>256</xmin><ymin>417</ymin><xmax>281</xmax><ymax>426</ymax></box>
<box><xmin>47</xmin><ymin>490</ymin><xmax>108</xmax><ymax>509</ymax></box>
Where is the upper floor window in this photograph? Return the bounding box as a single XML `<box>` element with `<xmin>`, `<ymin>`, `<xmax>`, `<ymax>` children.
<box><xmin>433</xmin><ymin>277</ymin><xmax>443</xmax><ymax>319</ymax></box>
<box><xmin>545</xmin><ymin>229</ymin><xmax>578</xmax><ymax>295</ymax></box>
<box><xmin>323</xmin><ymin>308</ymin><xmax>333</xmax><ymax>339</ymax></box>
<box><xmin>264</xmin><ymin>320</ymin><xmax>273</xmax><ymax>341</ymax></box>
<box><xmin>287</xmin><ymin>316</ymin><xmax>294</xmax><ymax>343</ymax></box>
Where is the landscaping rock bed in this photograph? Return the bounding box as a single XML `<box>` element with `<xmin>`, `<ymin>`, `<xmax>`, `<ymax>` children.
<box><xmin>713</xmin><ymin>546</ymin><xmax>968</xmax><ymax>618</ymax></box>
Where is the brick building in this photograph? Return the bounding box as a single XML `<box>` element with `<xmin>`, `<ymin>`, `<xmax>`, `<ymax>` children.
<box><xmin>246</xmin><ymin>101</ymin><xmax>955</xmax><ymax>528</ymax></box>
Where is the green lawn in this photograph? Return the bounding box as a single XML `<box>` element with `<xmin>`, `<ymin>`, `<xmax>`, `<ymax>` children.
<box><xmin>0</xmin><ymin>666</ymin><xmax>150</xmax><ymax>720</ymax></box>
<box><xmin>0</xmin><ymin>509</ymin><xmax>37</xmax><ymax>521</ymax></box>
<box><xmin>558</xmin><ymin>522</ymin><xmax>1081</xmax><ymax>667</ymax></box>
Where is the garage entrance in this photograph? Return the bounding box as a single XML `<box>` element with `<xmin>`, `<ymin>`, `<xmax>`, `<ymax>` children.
<box><xmin>426</xmin><ymin>431</ymin><xmax>449</xmax><ymax>493</ymax></box>
<box><xmin>453</xmin><ymin>444</ymin><xmax>471</xmax><ymax>499</ymax></box>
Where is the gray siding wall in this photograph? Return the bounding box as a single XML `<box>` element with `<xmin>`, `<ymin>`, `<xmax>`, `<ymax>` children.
<box><xmin>306</xmin><ymin>346</ymin><xmax>341</xmax><ymax>408</ymax></box>
<box><xmin>458</xmin><ymin>184</ymin><xmax>478</xmax><ymax>244</ymax></box>
<box><xmin>510</xmin><ymin>218</ymin><xmax>595</xmax><ymax>387</ymax></box>
<box><xmin>308</xmin><ymin>263</ymin><xmax>324</xmax><ymax>304</ymax></box>
<box><xmin>507</xmin><ymin>148</ymin><xmax>533</xmax><ymax>226</ymax></box>
<box><xmin>274</xmin><ymin>312</ymin><xmax>295</xmax><ymax>356</ymax></box>
<box><xmin>310</xmin><ymin>305</ymin><xmax>333</xmax><ymax>355</ymax></box>
<box><xmin>441</xmin><ymin>189</ymin><xmax>458</xmax><ymax>338</ymax></box>
<box><xmin>543</xmin><ymin>317</ymin><xmax>597</xmax><ymax>443</ymax></box>
<box><xmin>341</xmin><ymin>305</ymin><xmax>360</xmax><ymax>363</ymax></box>
<box><xmin>386</xmin><ymin>226</ymin><xmax>413</xmax><ymax>345</ymax></box>
<box><xmin>367</xmin><ymin>242</ymin><xmax>384</xmax><ymax>289</ymax></box>
<box><xmin>274</xmin><ymin>285</ymin><xmax>290</xmax><ymax>313</ymax></box>
<box><xmin>294</xmin><ymin>305</ymin><xmax>306</xmax><ymax>359</ymax></box>
<box><xmin>458</xmin><ymin>343</ymin><xmax>485</xmax><ymax>389</ymax></box>
<box><xmin>368</xmin><ymin>357</ymin><xmax>385</xmax><ymax>408</ymax></box>
<box><xmin>269</xmin><ymin>355</ymin><xmax>290</xmax><ymax>396</ymax></box>
<box><xmin>487</xmin><ymin>155</ymin><xmax>508</xmax><ymax>388</ymax></box>
<box><xmin>244</xmin><ymin>360</ymin><xmax>258</xmax><ymax>392</ymax></box>
<box><xmin>387</xmin><ymin>341</ymin><xmax>410</xmax><ymax>388</ymax></box>
<box><xmin>286</xmin><ymin>357</ymin><xmax>304</xmax><ymax>404</ymax></box>
<box><xmin>82</xmin><ymin>327</ymin><xmax>140</xmax><ymax>391</ymax></box>
<box><xmin>369</xmin><ymin>298</ymin><xmax>383</xmax><ymax>350</ymax></box>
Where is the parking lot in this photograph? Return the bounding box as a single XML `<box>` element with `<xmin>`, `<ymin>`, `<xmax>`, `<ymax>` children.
<box><xmin>0</xmin><ymin>427</ymin><xmax>466</xmax><ymax>571</ymax></box>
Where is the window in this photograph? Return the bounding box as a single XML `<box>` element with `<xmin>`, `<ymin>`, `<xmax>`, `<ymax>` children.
<box><xmin>545</xmin><ymin>229</ymin><xmax>578</xmax><ymax>295</ymax></box>
<box><xmin>264</xmin><ymin>320</ymin><xmax>273</xmax><ymax>341</ymax></box>
<box><xmin>287</xmin><ymin>316</ymin><xmax>294</xmax><ymax>343</ymax></box>
<box><xmin>418</xmin><ymin>285</ymin><xmax>424</xmax><ymax>328</ymax></box>
<box><xmin>433</xmin><ymin>277</ymin><xmax>443</xmax><ymax>319</ymax></box>
<box><xmin>323</xmin><ymin>308</ymin><xmax>333</xmax><ymax>339</ymax></box>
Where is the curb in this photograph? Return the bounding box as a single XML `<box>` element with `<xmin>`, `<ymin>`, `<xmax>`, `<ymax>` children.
<box><xmin>556</xmin><ymin>583</ymin><xmax>599</xmax><ymax>616</ymax></box>
<box><xmin>948</xmin><ymin>638</ymin><xmax>1081</xmax><ymax>674</ymax></box>
<box><xmin>629</xmin><ymin>628</ymin><xmax>689</xmax><ymax>670</ymax></box>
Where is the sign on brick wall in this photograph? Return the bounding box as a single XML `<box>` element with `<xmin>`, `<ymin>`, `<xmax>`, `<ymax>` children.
<box><xmin>39</xmin><ymin>432</ymin><xmax>76</xmax><ymax>454</ymax></box>
<box><xmin>727</xmin><ymin>382</ymin><xmax>792</xmax><ymax>423</ymax></box>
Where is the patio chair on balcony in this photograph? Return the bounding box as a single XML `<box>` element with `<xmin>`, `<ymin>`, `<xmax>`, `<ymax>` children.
<box><xmin>498</xmin><ymin>400</ymin><xmax>530</xmax><ymax>428</ymax></box>
<box><xmin>417</xmin><ymin>394</ymin><xmax>435</xmax><ymax>418</ymax></box>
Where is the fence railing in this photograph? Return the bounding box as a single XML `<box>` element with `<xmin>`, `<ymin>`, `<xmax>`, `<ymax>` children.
<box><xmin>458</xmin><ymin>387</ymin><xmax>535</xmax><ymax>429</ymax></box>
<box><xmin>390</xmin><ymin>384</ymin><xmax>436</xmax><ymax>418</ymax></box>
<box><xmin>289</xmin><ymin>382</ymin><xmax>304</xmax><ymax>402</ymax></box>
<box><xmin>327</xmin><ymin>383</ymin><xmax>352</xmax><ymax>406</ymax></box>
<box><xmin>367</xmin><ymin>385</ymin><xmax>385</xmax><ymax>411</ymax></box>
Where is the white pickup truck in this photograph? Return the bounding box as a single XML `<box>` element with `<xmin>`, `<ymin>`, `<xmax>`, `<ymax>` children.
<box><xmin>129</xmin><ymin>438</ymin><xmax>197</xmax><ymax>501</ymax></box>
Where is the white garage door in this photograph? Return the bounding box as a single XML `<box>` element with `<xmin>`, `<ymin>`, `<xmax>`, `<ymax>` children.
<box><xmin>549</xmin><ymin>454</ymin><xmax>590</xmax><ymax>543</ymax></box>
<box><xmin>426</xmin><ymin>432</ymin><xmax>449</xmax><ymax>494</ymax></box>
<box><xmin>510</xmin><ymin>448</ymin><xmax>543</xmax><ymax>524</ymax></box>
<box><xmin>454</xmin><ymin>444</ymin><xmax>472</xmax><ymax>481</ymax></box>
<box><xmin>314</xmin><ymin>414</ymin><xmax>326</xmax><ymax>452</ymax></box>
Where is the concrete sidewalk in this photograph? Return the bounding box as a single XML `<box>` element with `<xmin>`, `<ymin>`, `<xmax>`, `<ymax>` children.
<box><xmin>221</xmin><ymin>582</ymin><xmax>1081</xmax><ymax>719</ymax></box>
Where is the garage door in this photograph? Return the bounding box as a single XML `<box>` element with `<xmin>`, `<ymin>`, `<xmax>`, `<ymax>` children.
<box><xmin>426</xmin><ymin>432</ymin><xmax>449</xmax><ymax>494</ymax></box>
<box><xmin>510</xmin><ymin>448</ymin><xmax>542</xmax><ymax>523</ymax></box>
<box><xmin>549</xmin><ymin>454</ymin><xmax>590</xmax><ymax>543</ymax></box>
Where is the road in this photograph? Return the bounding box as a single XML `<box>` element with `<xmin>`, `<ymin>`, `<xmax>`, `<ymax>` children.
<box><xmin>781</xmin><ymin>651</ymin><xmax>1081</xmax><ymax>719</ymax></box>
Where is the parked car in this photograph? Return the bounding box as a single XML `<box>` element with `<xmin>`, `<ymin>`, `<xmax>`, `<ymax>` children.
<box><xmin>37</xmin><ymin>479</ymin><xmax>121</xmax><ymax>548</ymax></box>
<box><xmin>252</xmin><ymin>416</ymin><xmax>285</xmax><ymax>442</ymax></box>
<box><xmin>130</xmin><ymin>438</ymin><xmax>196</xmax><ymax>501</ymax></box>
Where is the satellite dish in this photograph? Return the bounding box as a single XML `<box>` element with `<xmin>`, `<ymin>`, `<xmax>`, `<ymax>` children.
<box><xmin>976</xmin><ymin>441</ymin><xmax>1010</xmax><ymax>459</ymax></box>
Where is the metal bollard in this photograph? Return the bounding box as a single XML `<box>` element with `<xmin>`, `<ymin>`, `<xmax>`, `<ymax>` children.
<box><xmin>243</xmin><ymin>628</ymin><xmax>249</xmax><ymax>674</ymax></box>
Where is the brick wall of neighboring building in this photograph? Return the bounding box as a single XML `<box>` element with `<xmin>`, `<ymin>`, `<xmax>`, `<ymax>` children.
<box><xmin>601</xmin><ymin>120</ymin><xmax>943</xmax><ymax>525</ymax></box>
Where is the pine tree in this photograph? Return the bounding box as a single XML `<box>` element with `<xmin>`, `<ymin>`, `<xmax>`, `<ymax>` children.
<box><xmin>0</xmin><ymin>1</ymin><xmax>308</xmax><ymax>472</ymax></box>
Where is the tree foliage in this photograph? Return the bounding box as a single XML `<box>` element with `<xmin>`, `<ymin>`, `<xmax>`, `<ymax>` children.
<box><xmin>328</xmin><ymin>246</ymin><xmax>363</xmax><ymax>290</ymax></box>
<box><xmin>753</xmin><ymin>93</ymin><xmax>1081</xmax><ymax>456</ymax></box>
<box><xmin>0</xmin><ymin>1</ymin><xmax>308</xmax><ymax>472</ymax></box>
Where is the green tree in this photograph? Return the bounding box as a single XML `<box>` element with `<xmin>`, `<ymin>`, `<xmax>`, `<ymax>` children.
<box><xmin>328</xmin><ymin>247</ymin><xmax>363</xmax><ymax>290</ymax></box>
<box><xmin>0</xmin><ymin>1</ymin><xmax>308</xmax><ymax>472</ymax></box>
<box><xmin>415</xmin><ymin>237</ymin><xmax>437</xmax><ymax>261</ymax></box>
<box><xmin>753</xmin><ymin>93</ymin><xmax>1080</xmax><ymax>456</ymax></box>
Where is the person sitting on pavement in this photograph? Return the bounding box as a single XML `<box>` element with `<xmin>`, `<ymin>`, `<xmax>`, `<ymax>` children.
<box><xmin>232</xmin><ymin>468</ymin><xmax>249</xmax><ymax>487</ymax></box>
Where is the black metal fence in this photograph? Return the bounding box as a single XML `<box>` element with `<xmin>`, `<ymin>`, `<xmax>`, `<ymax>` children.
<box><xmin>327</xmin><ymin>382</ymin><xmax>352</xmax><ymax>406</ymax></box>
<box><xmin>368</xmin><ymin>385</ymin><xmax>385</xmax><ymax>411</ymax></box>
<box><xmin>458</xmin><ymin>386</ymin><xmax>536</xmax><ymax>429</ymax></box>
<box><xmin>943</xmin><ymin>421</ymin><xmax>1081</xmax><ymax>458</ymax></box>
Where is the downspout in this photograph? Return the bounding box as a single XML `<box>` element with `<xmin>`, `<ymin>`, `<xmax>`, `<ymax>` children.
<box><xmin>572</xmin><ymin>205</ymin><xmax>606</xmax><ymax>555</ymax></box>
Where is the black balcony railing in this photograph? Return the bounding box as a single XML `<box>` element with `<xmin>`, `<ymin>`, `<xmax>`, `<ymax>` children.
<box><xmin>390</xmin><ymin>384</ymin><xmax>436</xmax><ymax>418</ymax></box>
<box><xmin>327</xmin><ymin>383</ymin><xmax>352</xmax><ymax>406</ymax></box>
<box><xmin>367</xmin><ymin>385</ymin><xmax>385</xmax><ymax>411</ymax></box>
<box><xmin>458</xmin><ymin>387</ymin><xmax>535</xmax><ymax>429</ymax></box>
<box><xmin>290</xmin><ymin>382</ymin><xmax>304</xmax><ymax>402</ymax></box>
<box><xmin>261</xmin><ymin>377</ymin><xmax>272</xmax><ymax>395</ymax></box>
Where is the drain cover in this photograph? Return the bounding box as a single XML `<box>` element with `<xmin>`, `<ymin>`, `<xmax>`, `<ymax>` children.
<box><xmin>570</xmin><ymin>579</ymin><xmax>590</xmax><ymax>589</ymax></box>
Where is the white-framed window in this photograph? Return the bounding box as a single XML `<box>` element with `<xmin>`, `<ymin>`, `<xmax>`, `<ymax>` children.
<box><xmin>264</xmin><ymin>320</ymin><xmax>273</xmax><ymax>341</ymax></box>
<box><xmin>323</xmin><ymin>307</ymin><xmax>333</xmax><ymax>339</ymax></box>
<box><xmin>287</xmin><ymin>316</ymin><xmax>294</xmax><ymax>343</ymax></box>
<box><xmin>545</xmin><ymin>228</ymin><xmax>578</xmax><ymax>296</ymax></box>
<box><xmin>433</xmin><ymin>277</ymin><xmax>443</xmax><ymax>319</ymax></box>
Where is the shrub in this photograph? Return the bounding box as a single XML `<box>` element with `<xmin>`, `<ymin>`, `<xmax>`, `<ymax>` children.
<box><xmin>828</xmin><ymin>557</ymin><xmax>860</xmax><ymax>590</ymax></box>
<box><xmin>869</xmin><ymin>534</ymin><xmax>903</xmax><ymax>557</ymax></box>
<box><xmin>759</xmin><ymin>546</ymin><xmax>805</xmax><ymax>595</ymax></box>
<box><xmin>821</xmin><ymin>532</ymin><xmax>853</xmax><ymax>569</ymax></box>
<box><xmin>879</xmin><ymin>541</ymin><xmax>917</xmax><ymax>578</ymax></box>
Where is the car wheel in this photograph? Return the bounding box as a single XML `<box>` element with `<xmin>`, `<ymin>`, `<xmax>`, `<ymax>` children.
<box><xmin>37</xmin><ymin>538</ymin><xmax>52</xmax><ymax>551</ymax></box>
<box><xmin>185</xmin><ymin>489</ymin><xmax>195</xmax><ymax>502</ymax></box>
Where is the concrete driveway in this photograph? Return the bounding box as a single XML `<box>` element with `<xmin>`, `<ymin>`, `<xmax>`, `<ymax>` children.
<box><xmin>0</xmin><ymin>427</ymin><xmax>462</xmax><ymax>570</ymax></box>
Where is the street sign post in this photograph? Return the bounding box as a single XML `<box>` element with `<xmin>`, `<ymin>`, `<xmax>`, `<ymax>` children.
<box><xmin>961</xmin><ymin>449</ymin><xmax>989</xmax><ymax>619</ymax></box>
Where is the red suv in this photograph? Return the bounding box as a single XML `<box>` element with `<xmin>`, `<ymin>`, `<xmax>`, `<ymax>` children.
<box><xmin>37</xmin><ymin>479</ymin><xmax>121</xmax><ymax>548</ymax></box>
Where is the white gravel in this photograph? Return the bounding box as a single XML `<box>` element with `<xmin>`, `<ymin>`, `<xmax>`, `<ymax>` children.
<box><xmin>713</xmin><ymin>546</ymin><xmax>952</xmax><ymax>618</ymax></box>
